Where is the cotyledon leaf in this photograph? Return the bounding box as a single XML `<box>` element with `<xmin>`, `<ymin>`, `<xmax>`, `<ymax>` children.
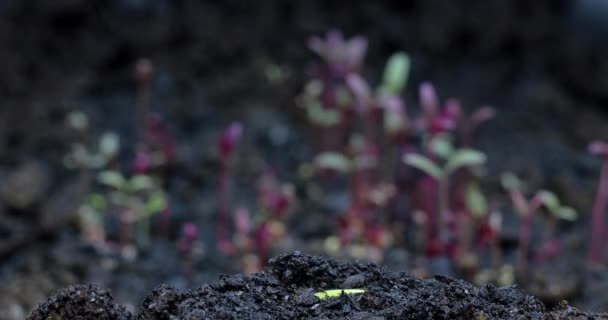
<box><xmin>314</xmin><ymin>289</ymin><xmax>366</xmax><ymax>300</ymax></box>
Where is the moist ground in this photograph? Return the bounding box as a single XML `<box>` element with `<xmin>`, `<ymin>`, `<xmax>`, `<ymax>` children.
<box><xmin>28</xmin><ymin>252</ymin><xmax>608</xmax><ymax>320</ymax></box>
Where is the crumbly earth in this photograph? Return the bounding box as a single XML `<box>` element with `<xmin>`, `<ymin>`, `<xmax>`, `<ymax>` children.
<box><xmin>26</xmin><ymin>283</ymin><xmax>131</xmax><ymax>320</ymax></box>
<box><xmin>27</xmin><ymin>252</ymin><xmax>608</xmax><ymax>319</ymax></box>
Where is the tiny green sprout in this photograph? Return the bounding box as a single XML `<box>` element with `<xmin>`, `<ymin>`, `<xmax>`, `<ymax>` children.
<box><xmin>314</xmin><ymin>289</ymin><xmax>366</xmax><ymax>300</ymax></box>
<box><xmin>381</xmin><ymin>52</ymin><xmax>410</xmax><ymax>95</ymax></box>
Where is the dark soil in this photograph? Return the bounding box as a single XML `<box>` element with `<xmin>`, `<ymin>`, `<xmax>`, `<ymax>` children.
<box><xmin>27</xmin><ymin>252</ymin><xmax>608</xmax><ymax>320</ymax></box>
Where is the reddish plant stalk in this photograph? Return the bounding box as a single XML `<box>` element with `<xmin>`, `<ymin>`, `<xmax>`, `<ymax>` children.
<box><xmin>589</xmin><ymin>159</ymin><xmax>608</xmax><ymax>263</ymax></box>
<box><xmin>511</xmin><ymin>191</ymin><xmax>543</xmax><ymax>273</ymax></box>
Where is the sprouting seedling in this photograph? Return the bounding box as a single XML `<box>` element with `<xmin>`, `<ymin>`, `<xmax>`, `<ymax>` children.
<box><xmin>403</xmin><ymin>134</ymin><xmax>487</xmax><ymax>249</ymax></box>
<box><xmin>588</xmin><ymin>141</ymin><xmax>608</xmax><ymax>264</ymax></box>
<box><xmin>216</xmin><ymin>122</ymin><xmax>243</xmax><ymax>255</ymax></box>
<box><xmin>500</xmin><ymin>172</ymin><xmax>576</xmax><ymax>273</ymax></box>
<box><xmin>308</xmin><ymin>30</ymin><xmax>368</xmax><ymax>77</ymax></box>
<box><xmin>177</xmin><ymin>222</ymin><xmax>199</xmax><ymax>284</ymax></box>
<box><xmin>97</xmin><ymin>170</ymin><xmax>167</xmax><ymax>247</ymax></box>
<box><xmin>314</xmin><ymin>289</ymin><xmax>366</xmax><ymax>300</ymax></box>
<box><xmin>77</xmin><ymin>193</ymin><xmax>108</xmax><ymax>245</ymax></box>
<box><xmin>64</xmin><ymin>131</ymin><xmax>120</xmax><ymax>170</ymax></box>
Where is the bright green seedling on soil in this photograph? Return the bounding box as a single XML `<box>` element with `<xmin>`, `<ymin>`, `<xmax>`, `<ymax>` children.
<box><xmin>314</xmin><ymin>289</ymin><xmax>366</xmax><ymax>300</ymax></box>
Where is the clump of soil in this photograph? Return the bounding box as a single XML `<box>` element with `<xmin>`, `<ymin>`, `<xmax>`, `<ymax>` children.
<box><xmin>28</xmin><ymin>252</ymin><xmax>608</xmax><ymax>319</ymax></box>
<box><xmin>27</xmin><ymin>283</ymin><xmax>130</xmax><ymax>320</ymax></box>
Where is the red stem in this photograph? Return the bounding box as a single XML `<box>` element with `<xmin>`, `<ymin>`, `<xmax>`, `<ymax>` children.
<box><xmin>589</xmin><ymin>160</ymin><xmax>608</xmax><ymax>264</ymax></box>
<box><xmin>217</xmin><ymin>160</ymin><xmax>229</xmax><ymax>249</ymax></box>
<box><xmin>515</xmin><ymin>192</ymin><xmax>543</xmax><ymax>273</ymax></box>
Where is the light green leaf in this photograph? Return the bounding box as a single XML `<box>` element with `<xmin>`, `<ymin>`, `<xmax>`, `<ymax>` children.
<box><xmin>99</xmin><ymin>132</ymin><xmax>120</xmax><ymax>158</ymax></box>
<box><xmin>403</xmin><ymin>153</ymin><xmax>442</xmax><ymax>179</ymax></box>
<box><xmin>381</xmin><ymin>52</ymin><xmax>410</xmax><ymax>94</ymax></box>
<box><xmin>500</xmin><ymin>172</ymin><xmax>521</xmax><ymax>191</ymax></box>
<box><xmin>98</xmin><ymin>170</ymin><xmax>127</xmax><ymax>189</ymax></box>
<box><xmin>466</xmin><ymin>182</ymin><xmax>487</xmax><ymax>217</ymax></box>
<box><xmin>314</xmin><ymin>152</ymin><xmax>351</xmax><ymax>173</ymax></box>
<box><xmin>145</xmin><ymin>192</ymin><xmax>166</xmax><ymax>214</ymax></box>
<box><xmin>314</xmin><ymin>289</ymin><xmax>366</xmax><ymax>300</ymax></box>
<box><xmin>429</xmin><ymin>133</ymin><xmax>454</xmax><ymax>160</ymax></box>
<box><xmin>306</xmin><ymin>102</ymin><xmax>342</xmax><ymax>127</ymax></box>
<box><xmin>86</xmin><ymin>193</ymin><xmax>107</xmax><ymax>210</ymax></box>
<box><xmin>129</xmin><ymin>175</ymin><xmax>156</xmax><ymax>191</ymax></box>
<box><xmin>556</xmin><ymin>206</ymin><xmax>577</xmax><ymax>221</ymax></box>
<box><xmin>445</xmin><ymin>149</ymin><xmax>486</xmax><ymax>174</ymax></box>
<box><xmin>537</xmin><ymin>190</ymin><xmax>560</xmax><ymax>213</ymax></box>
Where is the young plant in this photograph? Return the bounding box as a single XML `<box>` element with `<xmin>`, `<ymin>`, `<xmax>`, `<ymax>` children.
<box><xmin>216</xmin><ymin>122</ymin><xmax>243</xmax><ymax>255</ymax></box>
<box><xmin>501</xmin><ymin>172</ymin><xmax>576</xmax><ymax>273</ymax></box>
<box><xmin>96</xmin><ymin>170</ymin><xmax>167</xmax><ymax>248</ymax></box>
<box><xmin>230</xmin><ymin>170</ymin><xmax>295</xmax><ymax>273</ymax></box>
<box><xmin>177</xmin><ymin>222</ymin><xmax>199</xmax><ymax>284</ymax></box>
<box><xmin>588</xmin><ymin>141</ymin><xmax>608</xmax><ymax>264</ymax></box>
<box><xmin>403</xmin><ymin>134</ymin><xmax>486</xmax><ymax>255</ymax></box>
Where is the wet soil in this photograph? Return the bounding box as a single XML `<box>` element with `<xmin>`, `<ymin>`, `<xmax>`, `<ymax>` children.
<box><xmin>28</xmin><ymin>252</ymin><xmax>607</xmax><ymax>320</ymax></box>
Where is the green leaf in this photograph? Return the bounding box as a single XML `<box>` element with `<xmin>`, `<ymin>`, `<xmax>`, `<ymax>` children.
<box><xmin>98</xmin><ymin>170</ymin><xmax>127</xmax><ymax>189</ymax></box>
<box><xmin>429</xmin><ymin>133</ymin><xmax>454</xmax><ymax>160</ymax></box>
<box><xmin>445</xmin><ymin>149</ymin><xmax>486</xmax><ymax>174</ymax></box>
<box><xmin>314</xmin><ymin>152</ymin><xmax>351</xmax><ymax>173</ymax></box>
<box><xmin>145</xmin><ymin>191</ymin><xmax>166</xmax><ymax>214</ymax></box>
<box><xmin>381</xmin><ymin>52</ymin><xmax>410</xmax><ymax>94</ymax></box>
<box><xmin>99</xmin><ymin>132</ymin><xmax>120</xmax><ymax>158</ymax></box>
<box><xmin>306</xmin><ymin>102</ymin><xmax>341</xmax><ymax>127</ymax></box>
<box><xmin>500</xmin><ymin>172</ymin><xmax>521</xmax><ymax>191</ymax></box>
<box><xmin>537</xmin><ymin>190</ymin><xmax>560</xmax><ymax>213</ymax></box>
<box><xmin>86</xmin><ymin>193</ymin><xmax>107</xmax><ymax>210</ymax></box>
<box><xmin>403</xmin><ymin>153</ymin><xmax>442</xmax><ymax>179</ymax></box>
<box><xmin>314</xmin><ymin>289</ymin><xmax>366</xmax><ymax>300</ymax></box>
<box><xmin>129</xmin><ymin>175</ymin><xmax>156</xmax><ymax>191</ymax></box>
<box><xmin>466</xmin><ymin>182</ymin><xmax>487</xmax><ymax>217</ymax></box>
<box><xmin>556</xmin><ymin>206</ymin><xmax>577</xmax><ymax>221</ymax></box>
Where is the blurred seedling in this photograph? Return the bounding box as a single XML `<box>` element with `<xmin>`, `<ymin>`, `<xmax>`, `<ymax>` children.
<box><xmin>501</xmin><ymin>172</ymin><xmax>577</xmax><ymax>274</ymax></box>
<box><xmin>177</xmin><ymin>222</ymin><xmax>199</xmax><ymax>284</ymax></box>
<box><xmin>93</xmin><ymin>170</ymin><xmax>167</xmax><ymax>251</ymax></box>
<box><xmin>64</xmin><ymin>111</ymin><xmax>120</xmax><ymax>172</ymax></box>
<box><xmin>231</xmin><ymin>170</ymin><xmax>295</xmax><ymax>273</ymax></box>
<box><xmin>216</xmin><ymin>122</ymin><xmax>244</xmax><ymax>255</ymax></box>
<box><xmin>403</xmin><ymin>133</ymin><xmax>487</xmax><ymax>254</ymax></box>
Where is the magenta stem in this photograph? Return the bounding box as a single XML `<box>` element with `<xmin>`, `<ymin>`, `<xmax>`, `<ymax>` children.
<box><xmin>589</xmin><ymin>160</ymin><xmax>608</xmax><ymax>264</ymax></box>
<box><xmin>515</xmin><ymin>192</ymin><xmax>543</xmax><ymax>273</ymax></box>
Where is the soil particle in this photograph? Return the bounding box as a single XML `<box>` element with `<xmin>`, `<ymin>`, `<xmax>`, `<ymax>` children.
<box><xmin>27</xmin><ymin>283</ymin><xmax>131</xmax><ymax>320</ymax></box>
